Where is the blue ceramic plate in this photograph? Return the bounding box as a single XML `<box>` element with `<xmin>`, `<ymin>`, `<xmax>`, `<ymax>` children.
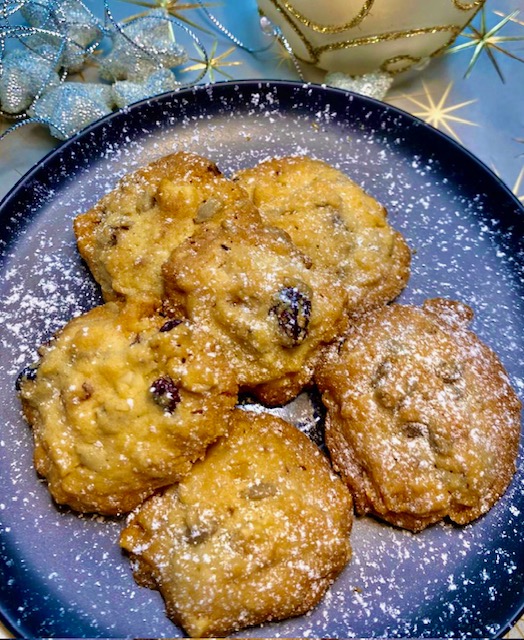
<box><xmin>0</xmin><ymin>80</ymin><xmax>523</xmax><ymax>638</ymax></box>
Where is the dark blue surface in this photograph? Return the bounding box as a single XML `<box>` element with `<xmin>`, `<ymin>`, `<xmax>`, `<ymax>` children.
<box><xmin>0</xmin><ymin>81</ymin><xmax>523</xmax><ymax>638</ymax></box>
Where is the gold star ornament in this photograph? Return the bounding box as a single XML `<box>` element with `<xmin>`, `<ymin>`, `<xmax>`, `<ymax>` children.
<box><xmin>447</xmin><ymin>8</ymin><xmax>524</xmax><ymax>80</ymax></box>
<box><xmin>182</xmin><ymin>40</ymin><xmax>242</xmax><ymax>81</ymax></box>
<box><xmin>389</xmin><ymin>81</ymin><xmax>478</xmax><ymax>143</ymax></box>
<box><xmin>117</xmin><ymin>0</ymin><xmax>216</xmax><ymax>33</ymax></box>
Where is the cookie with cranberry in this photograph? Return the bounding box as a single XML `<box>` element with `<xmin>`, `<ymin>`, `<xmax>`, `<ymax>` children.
<box><xmin>162</xmin><ymin>215</ymin><xmax>348</xmax><ymax>406</ymax></box>
<box><xmin>17</xmin><ymin>301</ymin><xmax>238</xmax><ymax>515</ymax></box>
<box><xmin>120</xmin><ymin>409</ymin><xmax>353</xmax><ymax>638</ymax></box>
<box><xmin>315</xmin><ymin>298</ymin><xmax>521</xmax><ymax>531</ymax></box>
<box><xmin>234</xmin><ymin>156</ymin><xmax>410</xmax><ymax>317</ymax></box>
<box><xmin>74</xmin><ymin>151</ymin><xmax>259</xmax><ymax>304</ymax></box>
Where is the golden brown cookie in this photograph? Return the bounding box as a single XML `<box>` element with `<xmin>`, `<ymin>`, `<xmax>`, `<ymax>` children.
<box><xmin>234</xmin><ymin>156</ymin><xmax>411</xmax><ymax>316</ymax></box>
<box><xmin>315</xmin><ymin>298</ymin><xmax>521</xmax><ymax>532</ymax></box>
<box><xmin>17</xmin><ymin>301</ymin><xmax>238</xmax><ymax>515</ymax></box>
<box><xmin>162</xmin><ymin>214</ymin><xmax>348</xmax><ymax>406</ymax></box>
<box><xmin>74</xmin><ymin>151</ymin><xmax>259</xmax><ymax>304</ymax></box>
<box><xmin>120</xmin><ymin>409</ymin><xmax>353</xmax><ymax>638</ymax></box>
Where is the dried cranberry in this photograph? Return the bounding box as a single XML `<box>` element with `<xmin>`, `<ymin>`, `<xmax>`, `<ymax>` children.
<box><xmin>159</xmin><ymin>318</ymin><xmax>183</xmax><ymax>333</ymax></box>
<box><xmin>270</xmin><ymin>285</ymin><xmax>311</xmax><ymax>347</ymax></box>
<box><xmin>150</xmin><ymin>376</ymin><xmax>181</xmax><ymax>413</ymax></box>
<box><xmin>15</xmin><ymin>363</ymin><xmax>38</xmax><ymax>391</ymax></box>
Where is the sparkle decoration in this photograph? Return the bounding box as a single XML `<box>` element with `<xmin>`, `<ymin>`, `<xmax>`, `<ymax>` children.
<box><xmin>0</xmin><ymin>0</ymin><xmax>280</xmax><ymax>141</ymax></box>
<box><xmin>112</xmin><ymin>67</ymin><xmax>179</xmax><ymax>107</ymax></box>
<box><xmin>271</xmin><ymin>38</ymin><xmax>295</xmax><ymax>70</ymax></box>
<box><xmin>490</xmin><ymin>162</ymin><xmax>523</xmax><ymax>204</ymax></box>
<box><xmin>20</xmin><ymin>0</ymin><xmax>104</xmax><ymax>71</ymax></box>
<box><xmin>511</xmin><ymin>167</ymin><xmax>524</xmax><ymax>204</ymax></box>
<box><xmin>117</xmin><ymin>0</ymin><xmax>216</xmax><ymax>34</ymax></box>
<box><xmin>388</xmin><ymin>81</ymin><xmax>478</xmax><ymax>143</ymax></box>
<box><xmin>99</xmin><ymin>7</ymin><xmax>187</xmax><ymax>81</ymax></box>
<box><xmin>325</xmin><ymin>70</ymin><xmax>393</xmax><ymax>100</ymax></box>
<box><xmin>446</xmin><ymin>7</ymin><xmax>524</xmax><ymax>81</ymax></box>
<box><xmin>182</xmin><ymin>40</ymin><xmax>241</xmax><ymax>81</ymax></box>
<box><xmin>492</xmin><ymin>159</ymin><xmax>524</xmax><ymax>205</ymax></box>
<box><xmin>494</xmin><ymin>9</ymin><xmax>524</xmax><ymax>26</ymax></box>
<box><xmin>27</xmin><ymin>82</ymin><xmax>114</xmax><ymax>139</ymax></box>
<box><xmin>0</xmin><ymin>24</ymin><xmax>70</xmax><ymax>120</ymax></box>
<box><xmin>0</xmin><ymin>47</ymin><xmax>60</xmax><ymax>113</ymax></box>
<box><xmin>260</xmin><ymin>15</ymin><xmax>304</xmax><ymax>80</ymax></box>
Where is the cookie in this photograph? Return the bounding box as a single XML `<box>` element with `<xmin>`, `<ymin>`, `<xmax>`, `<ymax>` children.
<box><xmin>234</xmin><ymin>156</ymin><xmax>411</xmax><ymax>316</ymax></box>
<box><xmin>120</xmin><ymin>409</ymin><xmax>353</xmax><ymax>637</ymax></box>
<box><xmin>315</xmin><ymin>298</ymin><xmax>521</xmax><ymax>532</ymax></box>
<box><xmin>17</xmin><ymin>301</ymin><xmax>238</xmax><ymax>515</ymax></box>
<box><xmin>162</xmin><ymin>214</ymin><xmax>348</xmax><ymax>406</ymax></box>
<box><xmin>74</xmin><ymin>151</ymin><xmax>259</xmax><ymax>304</ymax></box>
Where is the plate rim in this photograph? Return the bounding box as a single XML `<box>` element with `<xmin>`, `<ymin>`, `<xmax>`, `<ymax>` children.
<box><xmin>0</xmin><ymin>78</ymin><xmax>523</xmax><ymax>639</ymax></box>
<box><xmin>1</xmin><ymin>79</ymin><xmax>523</xmax><ymax>216</ymax></box>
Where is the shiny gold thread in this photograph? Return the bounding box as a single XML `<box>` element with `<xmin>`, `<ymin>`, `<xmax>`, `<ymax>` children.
<box><xmin>264</xmin><ymin>0</ymin><xmax>464</xmax><ymax>67</ymax></box>
<box><xmin>279</xmin><ymin>0</ymin><xmax>375</xmax><ymax>33</ymax></box>
<box><xmin>314</xmin><ymin>25</ymin><xmax>463</xmax><ymax>58</ymax></box>
<box><xmin>381</xmin><ymin>54</ymin><xmax>422</xmax><ymax>74</ymax></box>
<box><xmin>263</xmin><ymin>1</ymin><xmax>317</xmax><ymax>62</ymax></box>
<box><xmin>452</xmin><ymin>0</ymin><xmax>485</xmax><ymax>11</ymax></box>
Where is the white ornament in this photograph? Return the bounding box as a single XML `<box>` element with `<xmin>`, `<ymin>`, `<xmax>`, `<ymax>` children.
<box><xmin>257</xmin><ymin>0</ymin><xmax>484</xmax><ymax>75</ymax></box>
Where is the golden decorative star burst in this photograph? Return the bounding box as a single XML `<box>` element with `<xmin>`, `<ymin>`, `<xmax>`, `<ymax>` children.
<box><xmin>181</xmin><ymin>40</ymin><xmax>242</xmax><ymax>81</ymax></box>
<box><xmin>494</xmin><ymin>10</ymin><xmax>524</xmax><ymax>27</ymax></box>
<box><xmin>512</xmin><ymin>166</ymin><xmax>524</xmax><ymax>204</ymax></box>
<box><xmin>447</xmin><ymin>8</ymin><xmax>524</xmax><ymax>81</ymax></box>
<box><xmin>491</xmin><ymin>164</ymin><xmax>524</xmax><ymax>204</ymax></box>
<box><xmin>117</xmin><ymin>0</ymin><xmax>216</xmax><ymax>33</ymax></box>
<box><xmin>272</xmin><ymin>40</ymin><xmax>295</xmax><ymax>70</ymax></box>
<box><xmin>389</xmin><ymin>82</ymin><xmax>478</xmax><ymax>143</ymax></box>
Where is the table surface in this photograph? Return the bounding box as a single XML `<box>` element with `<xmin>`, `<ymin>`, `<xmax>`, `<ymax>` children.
<box><xmin>0</xmin><ymin>0</ymin><xmax>523</xmax><ymax>638</ymax></box>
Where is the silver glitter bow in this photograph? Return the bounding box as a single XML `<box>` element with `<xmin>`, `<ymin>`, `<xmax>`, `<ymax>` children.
<box><xmin>100</xmin><ymin>7</ymin><xmax>187</xmax><ymax>81</ymax></box>
<box><xmin>0</xmin><ymin>45</ymin><xmax>60</xmax><ymax>113</ymax></box>
<box><xmin>20</xmin><ymin>0</ymin><xmax>103</xmax><ymax>71</ymax></box>
<box><xmin>0</xmin><ymin>0</ymin><xmax>293</xmax><ymax>141</ymax></box>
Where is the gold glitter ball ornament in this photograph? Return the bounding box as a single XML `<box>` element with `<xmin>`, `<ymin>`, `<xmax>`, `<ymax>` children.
<box><xmin>257</xmin><ymin>0</ymin><xmax>485</xmax><ymax>75</ymax></box>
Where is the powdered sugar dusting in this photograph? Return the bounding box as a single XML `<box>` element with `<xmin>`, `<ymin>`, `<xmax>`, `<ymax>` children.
<box><xmin>0</xmin><ymin>81</ymin><xmax>522</xmax><ymax>637</ymax></box>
